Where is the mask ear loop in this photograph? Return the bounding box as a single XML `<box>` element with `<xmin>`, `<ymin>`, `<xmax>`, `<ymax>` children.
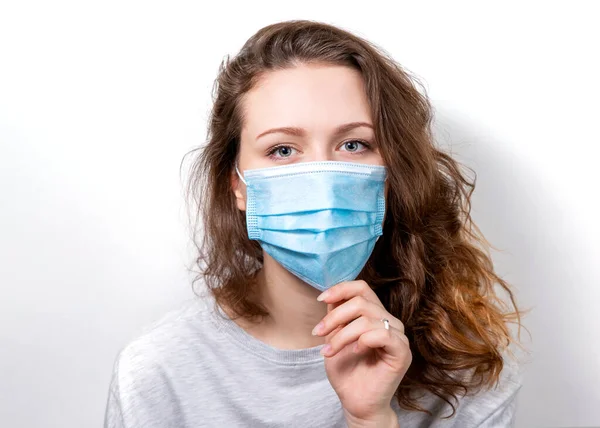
<box><xmin>235</xmin><ymin>164</ymin><xmax>247</xmax><ymax>185</ymax></box>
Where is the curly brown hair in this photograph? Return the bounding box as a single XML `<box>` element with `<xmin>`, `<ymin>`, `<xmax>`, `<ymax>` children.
<box><xmin>184</xmin><ymin>20</ymin><xmax>524</xmax><ymax>417</ymax></box>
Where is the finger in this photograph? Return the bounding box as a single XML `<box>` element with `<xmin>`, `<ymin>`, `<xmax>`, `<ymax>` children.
<box><xmin>317</xmin><ymin>280</ymin><xmax>382</xmax><ymax>307</ymax></box>
<box><xmin>313</xmin><ymin>296</ymin><xmax>404</xmax><ymax>337</ymax></box>
<box><xmin>326</xmin><ymin>300</ymin><xmax>343</xmax><ymax>314</ymax></box>
<box><xmin>324</xmin><ymin>324</ymin><xmax>343</xmax><ymax>346</ymax></box>
<box><xmin>355</xmin><ymin>327</ymin><xmax>411</xmax><ymax>366</ymax></box>
<box><xmin>321</xmin><ymin>316</ymin><xmax>381</xmax><ymax>357</ymax></box>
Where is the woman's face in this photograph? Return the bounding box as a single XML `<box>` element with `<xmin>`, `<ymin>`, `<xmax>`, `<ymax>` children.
<box><xmin>233</xmin><ymin>63</ymin><xmax>384</xmax><ymax>210</ymax></box>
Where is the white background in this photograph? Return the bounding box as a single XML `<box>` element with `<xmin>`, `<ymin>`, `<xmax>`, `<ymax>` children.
<box><xmin>1</xmin><ymin>2</ymin><xmax>599</xmax><ymax>427</ymax></box>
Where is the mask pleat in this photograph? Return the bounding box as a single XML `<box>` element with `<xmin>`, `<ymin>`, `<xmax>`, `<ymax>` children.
<box><xmin>255</xmin><ymin>209</ymin><xmax>379</xmax><ymax>232</ymax></box>
<box><xmin>258</xmin><ymin>226</ymin><xmax>377</xmax><ymax>254</ymax></box>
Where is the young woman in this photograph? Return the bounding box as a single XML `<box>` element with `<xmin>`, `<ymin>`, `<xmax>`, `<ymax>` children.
<box><xmin>104</xmin><ymin>20</ymin><xmax>524</xmax><ymax>428</ymax></box>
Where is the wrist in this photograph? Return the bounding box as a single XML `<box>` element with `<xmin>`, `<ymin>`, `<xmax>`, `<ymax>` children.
<box><xmin>344</xmin><ymin>406</ymin><xmax>399</xmax><ymax>428</ymax></box>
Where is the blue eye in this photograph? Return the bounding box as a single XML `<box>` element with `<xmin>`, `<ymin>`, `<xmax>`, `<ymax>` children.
<box><xmin>268</xmin><ymin>145</ymin><xmax>296</xmax><ymax>159</ymax></box>
<box><xmin>276</xmin><ymin>146</ymin><xmax>293</xmax><ymax>157</ymax></box>
<box><xmin>340</xmin><ymin>140</ymin><xmax>369</xmax><ymax>153</ymax></box>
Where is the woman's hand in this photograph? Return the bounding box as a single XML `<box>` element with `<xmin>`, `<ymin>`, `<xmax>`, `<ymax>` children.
<box><xmin>312</xmin><ymin>280</ymin><xmax>412</xmax><ymax>428</ymax></box>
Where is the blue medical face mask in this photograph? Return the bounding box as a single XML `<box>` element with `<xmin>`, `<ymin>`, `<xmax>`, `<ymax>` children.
<box><xmin>236</xmin><ymin>161</ymin><xmax>387</xmax><ymax>291</ymax></box>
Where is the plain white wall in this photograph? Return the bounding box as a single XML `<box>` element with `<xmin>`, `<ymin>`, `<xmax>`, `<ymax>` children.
<box><xmin>1</xmin><ymin>1</ymin><xmax>598</xmax><ymax>427</ymax></box>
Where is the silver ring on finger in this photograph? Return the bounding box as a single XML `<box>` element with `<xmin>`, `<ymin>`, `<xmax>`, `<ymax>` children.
<box><xmin>381</xmin><ymin>318</ymin><xmax>390</xmax><ymax>330</ymax></box>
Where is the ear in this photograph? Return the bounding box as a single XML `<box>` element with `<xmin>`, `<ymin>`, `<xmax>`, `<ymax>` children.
<box><xmin>231</xmin><ymin>169</ymin><xmax>247</xmax><ymax>212</ymax></box>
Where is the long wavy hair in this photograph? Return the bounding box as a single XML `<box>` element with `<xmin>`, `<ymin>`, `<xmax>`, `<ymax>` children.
<box><xmin>184</xmin><ymin>20</ymin><xmax>523</xmax><ymax>417</ymax></box>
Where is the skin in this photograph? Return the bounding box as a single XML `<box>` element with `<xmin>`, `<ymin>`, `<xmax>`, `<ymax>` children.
<box><xmin>231</xmin><ymin>63</ymin><xmax>411</xmax><ymax>428</ymax></box>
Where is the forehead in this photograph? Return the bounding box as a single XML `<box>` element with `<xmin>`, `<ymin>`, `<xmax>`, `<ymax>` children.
<box><xmin>240</xmin><ymin>64</ymin><xmax>372</xmax><ymax>137</ymax></box>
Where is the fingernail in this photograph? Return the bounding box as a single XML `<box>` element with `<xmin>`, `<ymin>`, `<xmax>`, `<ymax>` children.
<box><xmin>320</xmin><ymin>344</ymin><xmax>332</xmax><ymax>356</ymax></box>
<box><xmin>312</xmin><ymin>322</ymin><xmax>324</xmax><ymax>336</ymax></box>
<box><xmin>317</xmin><ymin>291</ymin><xmax>329</xmax><ymax>302</ymax></box>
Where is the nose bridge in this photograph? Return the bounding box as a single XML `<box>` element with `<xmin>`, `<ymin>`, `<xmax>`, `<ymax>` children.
<box><xmin>308</xmin><ymin>134</ymin><xmax>334</xmax><ymax>162</ymax></box>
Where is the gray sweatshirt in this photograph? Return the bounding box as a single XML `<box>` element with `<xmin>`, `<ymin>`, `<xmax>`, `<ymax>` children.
<box><xmin>104</xmin><ymin>290</ymin><xmax>522</xmax><ymax>427</ymax></box>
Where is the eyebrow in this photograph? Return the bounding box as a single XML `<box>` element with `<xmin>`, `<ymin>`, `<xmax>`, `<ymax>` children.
<box><xmin>255</xmin><ymin>121</ymin><xmax>374</xmax><ymax>141</ymax></box>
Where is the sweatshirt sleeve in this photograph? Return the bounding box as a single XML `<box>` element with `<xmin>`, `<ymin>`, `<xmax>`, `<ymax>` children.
<box><xmin>103</xmin><ymin>356</ymin><xmax>126</xmax><ymax>428</ymax></box>
<box><xmin>102</xmin><ymin>338</ymin><xmax>187</xmax><ymax>428</ymax></box>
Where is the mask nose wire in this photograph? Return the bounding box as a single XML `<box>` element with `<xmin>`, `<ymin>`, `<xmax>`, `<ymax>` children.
<box><xmin>235</xmin><ymin>164</ymin><xmax>247</xmax><ymax>185</ymax></box>
<box><xmin>235</xmin><ymin>163</ymin><xmax>386</xmax><ymax>184</ymax></box>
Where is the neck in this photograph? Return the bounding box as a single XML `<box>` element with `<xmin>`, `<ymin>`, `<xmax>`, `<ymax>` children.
<box><xmin>241</xmin><ymin>254</ymin><xmax>327</xmax><ymax>350</ymax></box>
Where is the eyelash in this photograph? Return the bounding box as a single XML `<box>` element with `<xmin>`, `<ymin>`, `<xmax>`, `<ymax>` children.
<box><xmin>266</xmin><ymin>140</ymin><xmax>372</xmax><ymax>160</ymax></box>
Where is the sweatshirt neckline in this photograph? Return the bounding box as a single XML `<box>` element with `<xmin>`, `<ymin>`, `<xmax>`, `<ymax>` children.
<box><xmin>203</xmin><ymin>292</ymin><xmax>325</xmax><ymax>366</ymax></box>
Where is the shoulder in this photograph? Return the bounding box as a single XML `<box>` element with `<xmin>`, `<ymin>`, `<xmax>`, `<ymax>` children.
<box><xmin>447</xmin><ymin>351</ymin><xmax>524</xmax><ymax>427</ymax></box>
<box><xmin>108</xmin><ymin>291</ymin><xmax>218</xmax><ymax>397</ymax></box>
<box><xmin>117</xmin><ymin>291</ymin><xmax>219</xmax><ymax>368</ymax></box>
<box><xmin>398</xmin><ymin>351</ymin><xmax>524</xmax><ymax>428</ymax></box>
<box><xmin>104</xmin><ymin>292</ymin><xmax>220</xmax><ymax>426</ymax></box>
<box><xmin>120</xmin><ymin>296</ymin><xmax>208</xmax><ymax>359</ymax></box>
